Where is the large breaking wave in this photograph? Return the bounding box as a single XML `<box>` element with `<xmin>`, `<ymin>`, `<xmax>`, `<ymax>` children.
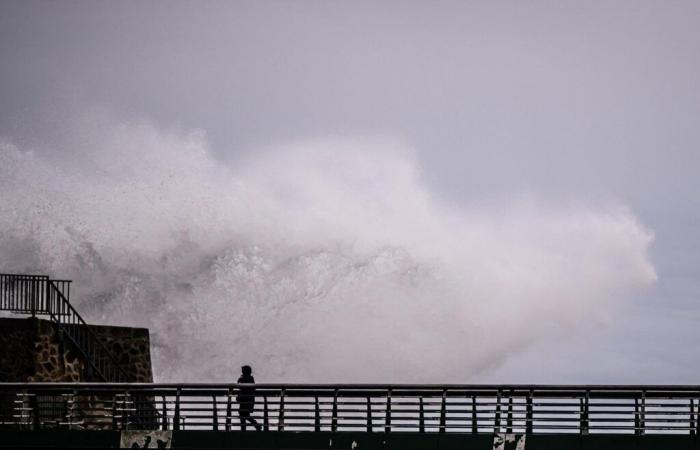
<box><xmin>0</xmin><ymin>113</ymin><xmax>656</xmax><ymax>382</ymax></box>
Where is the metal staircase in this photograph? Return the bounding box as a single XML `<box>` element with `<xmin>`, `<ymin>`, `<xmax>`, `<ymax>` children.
<box><xmin>0</xmin><ymin>273</ymin><xmax>130</xmax><ymax>382</ymax></box>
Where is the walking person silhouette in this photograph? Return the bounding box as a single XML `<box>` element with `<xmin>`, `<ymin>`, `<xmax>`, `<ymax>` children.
<box><xmin>237</xmin><ymin>365</ymin><xmax>262</xmax><ymax>431</ymax></box>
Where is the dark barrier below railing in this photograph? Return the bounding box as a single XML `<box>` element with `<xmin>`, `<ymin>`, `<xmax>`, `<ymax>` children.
<box><xmin>2</xmin><ymin>383</ymin><xmax>700</xmax><ymax>435</ymax></box>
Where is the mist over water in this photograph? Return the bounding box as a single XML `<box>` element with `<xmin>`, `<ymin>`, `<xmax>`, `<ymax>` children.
<box><xmin>0</xmin><ymin>114</ymin><xmax>656</xmax><ymax>382</ymax></box>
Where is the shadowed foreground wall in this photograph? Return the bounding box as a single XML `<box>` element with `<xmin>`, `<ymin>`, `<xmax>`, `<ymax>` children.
<box><xmin>0</xmin><ymin>431</ymin><xmax>699</xmax><ymax>449</ymax></box>
<box><xmin>0</xmin><ymin>317</ymin><xmax>153</xmax><ymax>382</ymax></box>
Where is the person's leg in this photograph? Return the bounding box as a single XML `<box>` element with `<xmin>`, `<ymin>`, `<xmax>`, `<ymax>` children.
<box><xmin>239</xmin><ymin>408</ymin><xmax>260</xmax><ymax>431</ymax></box>
<box><xmin>239</xmin><ymin>411</ymin><xmax>249</xmax><ymax>431</ymax></box>
<box><xmin>248</xmin><ymin>416</ymin><xmax>261</xmax><ymax>431</ymax></box>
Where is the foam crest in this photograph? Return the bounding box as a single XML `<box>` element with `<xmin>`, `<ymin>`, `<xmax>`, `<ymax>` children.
<box><xmin>0</xmin><ymin>115</ymin><xmax>656</xmax><ymax>381</ymax></box>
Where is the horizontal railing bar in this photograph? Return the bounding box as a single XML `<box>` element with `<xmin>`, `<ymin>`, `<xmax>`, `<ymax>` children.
<box><xmin>4</xmin><ymin>383</ymin><xmax>700</xmax><ymax>391</ymax></box>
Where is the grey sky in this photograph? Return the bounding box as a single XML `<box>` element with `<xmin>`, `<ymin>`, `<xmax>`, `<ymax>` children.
<box><xmin>2</xmin><ymin>0</ymin><xmax>699</xmax><ymax>382</ymax></box>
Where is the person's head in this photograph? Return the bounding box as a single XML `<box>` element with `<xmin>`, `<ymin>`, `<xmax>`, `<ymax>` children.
<box><xmin>241</xmin><ymin>365</ymin><xmax>252</xmax><ymax>376</ymax></box>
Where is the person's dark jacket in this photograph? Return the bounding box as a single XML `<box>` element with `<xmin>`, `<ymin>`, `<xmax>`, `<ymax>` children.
<box><xmin>237</xmin><ymin>374</ymin><xmax>256</xmax><ymax>413</ymax></box>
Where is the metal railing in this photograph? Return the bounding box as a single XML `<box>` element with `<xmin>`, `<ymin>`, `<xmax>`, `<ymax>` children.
<box><xmin>0</xmin><ymin>274</ymin><xmax>57</xmax><ymax>316</ymax></box>
<box><xmin>2</xmin><ymin>384</ymin><xmax>700</xmax><ymax>435</ymax></box>
<box><xmin>0</xmin><ymin>274</ymin><xmax>130</xmax><ymax>382</ymax></box>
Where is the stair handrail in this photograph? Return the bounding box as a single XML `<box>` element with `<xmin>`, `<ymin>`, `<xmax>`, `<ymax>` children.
<box><xmin>46</xmin><ymin>280</ymin><xmax>131</xmax><ymax>382</ymax></box>
<box><xmin>1</xmin><ymin>273</ymin><xmax>131</xmax><ymax>382</ymax></box>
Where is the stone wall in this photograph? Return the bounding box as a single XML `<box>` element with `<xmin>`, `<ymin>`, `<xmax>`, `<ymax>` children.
<box><xmin>90</xmin><ymin>325</ymin><xmax>154</xmax><ymax>383</ymax></box>
<box><xmin>0</xmin><ymin>317</ymin><xmax>153</xmax><ymax>382</ymax></box>
<box><xmin>0</xmin><ymin>318</ymin><xmax>36</xmax><ymax>382</ymax></box>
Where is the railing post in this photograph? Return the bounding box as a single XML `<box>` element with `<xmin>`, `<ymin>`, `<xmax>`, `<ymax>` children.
<box><xmin>315</xmin><ymin>396</ymin><xmax>321</xmax><ymax>432</ymax></box>
<box><xmin>696</xmin><ymin>392</ymin><xmax>700</xmax><ymax>435</ymax></box>
<box><xmin>212</xmin><ymin>395</ymin><xmax>218</xmax><ymax>431</ymax></box>
<box><xmin>637</xmin><ymin>391</ymin><xmax>646</xmax><ymax>436</ymax></box>
<box><xmin>366</xmin><ymin>396</ymin><xmax>372</xmax><ymax>432</ymax></box>
<box><xmin>631</xmin><ymin>392</ymin><xmax>645</xmax><ymax>437</ymax></box>
<box><xmin>419</xmin><ymin>396</ymin><xmax>425</xmax><ymax>433</ymax></box>
<box><xmin>494</xmin><ymin>390</ymin><xmax>502</xmax><ymax>433</ymax></box>
<box><xmin>690</xmin><ymin>399</ymin><xmax>695</xmax><ymax>436</ymax></box>
<box><xmin>384</xmin><ymin>389</ymin><xmax>392</xmax><ymax>434</ymax></box>
<box><xmin>66</xmin><ymin>390</ymin><xmax>77</xmax><ymax>430</ymax></box>
<box><xmin>439</xmin><ymin>390</ymin><xmax>447</xmax><ymax>433</ymax></box>
<box><xmin>581</xmin><ymin>391</ymin><xmax>589</xmax><ymax>435</ymax></box>
<box><xmin>112</xmin><ymin>394</ymin><xmax>118</xmax><ymax>430</ymax></box>
<box><xmin>15</xmin><ymin>391</ymin><xmax>30</xmax><ymax>429</ymax></box>
<box><xmin>506</xmin><ymin>394</ymin><xmax>513</xmax><ymax>434</ymax></box>
<box><xmin>263</xmin><ymin>396</ymin><xmax>269</xmax><ymax>431</ymax></box>
<box><xmin>173</xmin><ymin>388</ymin><xmax>181</xmax><ymax>432</ymax></box>
<box><xmin>30</xmin><ymin>278</ymin><xmax>36</xmax><ymax>317</ymax></box>
<box><xmin>471</xmin><ymin>395</ymin><xmax>478</xmax><ymax>434</ymax></box>
<box><xmin>45</xmin><ymin>279</ymin><xmax>51</xmax><ymax>316</ymax></box>
<box><xmin>642</xmin><ymin>390</ymin><xmax>647</xmax><ymax>435</ymax></box>
<box><xmin>112</xmin><ymin>392</ymin><xmax>120</xmax><ymax>431</ymax></box>
<box><xmin>161</xmin><ymin>396</ymin><xmax>168</xmax><ymax>431</ymax></box>
<box><xmin>526</xmin><ymin>391</ymin><xmax>533</xmax><ymax>435</ymax></box>
<box><xmin>122</xmin><ymin>390</ymin><xmax>130</xmax><ymax>431</ymax></box>
<box><xmin>29</xmin><ymin>391</ymin><xmax>39</xmax><ymax>430</ymax></box>
<box><xmin>331</xmin><ymin>390</ymin><xmax>338</xmax><ymax>433</ymax></box>
<box><xmin>225</xmin><ymin>388</ymin><xmax>232</xmax><ymax>432</ymax></box>
<box><xmin>278</xmin><ymin>389</ymin><xmax>285</xmax><ymax>431</ymax></box>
